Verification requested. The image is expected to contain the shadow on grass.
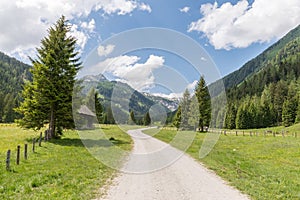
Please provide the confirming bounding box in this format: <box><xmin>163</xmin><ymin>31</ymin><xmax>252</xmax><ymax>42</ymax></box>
<box><xmin>48</xmin><ymin>138</ymin><xmax>130</xmax><ymax>148</ymax></box>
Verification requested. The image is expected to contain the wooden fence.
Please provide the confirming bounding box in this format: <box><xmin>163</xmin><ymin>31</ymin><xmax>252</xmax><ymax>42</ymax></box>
<box><xmin>4</xmin><ymin>131</ymin><xmax>49</xmax><ymax>171</ymax></box>
<box><xmin>209</xmin><ymin>129</ymin><xmax>298</xmax><ymax>138</ymax></box>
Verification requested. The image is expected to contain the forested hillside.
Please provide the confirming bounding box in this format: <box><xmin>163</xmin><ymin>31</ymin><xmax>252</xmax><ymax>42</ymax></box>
<box><xmin>224</xmin><ymin>36</ymin><xmax>300</xmax><ymax>129</ymax></box>
<box><xmin>209</xmin><ymin>25</ymin><xmax>300</xmax><ymax>97</ymax></box>
<box><xmin>81</xmin><ymin>74</ymin><xmax>177</xmax><ymax>125</ymax></box>
<box><xmin>0</xmin><ymin>52</ymin><xmax>31</xmax><ymax>122</ymax></box>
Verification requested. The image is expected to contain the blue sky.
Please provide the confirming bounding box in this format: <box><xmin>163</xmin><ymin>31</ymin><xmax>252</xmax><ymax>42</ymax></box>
<box><xmin>1</xmin><ymin>0</ymin><xmax>299</xmax><ymax>97</ymax></box>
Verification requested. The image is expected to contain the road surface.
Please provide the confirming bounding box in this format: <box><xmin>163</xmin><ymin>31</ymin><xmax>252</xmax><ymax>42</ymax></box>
<box><xmin>99</xmin><ymin>128</ymin><xmax>250</xmax><ymax>200</ymax></box>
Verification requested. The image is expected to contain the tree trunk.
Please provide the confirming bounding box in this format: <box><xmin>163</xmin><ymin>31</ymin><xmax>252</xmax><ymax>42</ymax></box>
<box><xmin>49</xmin><ymin>105</ymin><xmax>56</xmax><ymax>139</ymax></box>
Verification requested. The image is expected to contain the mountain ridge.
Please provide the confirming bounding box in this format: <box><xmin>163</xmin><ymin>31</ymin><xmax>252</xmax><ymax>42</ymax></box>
<box><xmin>209</xmin><ymin>24</ymin><xmax>300</xmax><ymax>96</ymax></box>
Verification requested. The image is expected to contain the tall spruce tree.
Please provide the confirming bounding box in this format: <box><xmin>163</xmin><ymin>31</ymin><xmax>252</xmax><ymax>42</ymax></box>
<box><xmin>16</xmin><ymin>16</ymin><xmax>81</xmax><ymax>137</ymax></box>
<box><xmin>95</xmin><ymin>92</ymin><xmax>103</xmax><ymax>124</ymax></box>
<box><xmin>188</xmin><ymin>95</ymin><xmax>200</xmax><ymax>131</ymax></box>
<box><xmin>195</xmin><ymin>76</ymin><xmax>211</xmax><ymax>132</ymax></box>
<box><xmin>173</xmin><ymin>105</ymin><xmax>182</xmax><ymax>130</ymax></box>
<box><xmin>144</xmin><ymin>112</ymin><xmax>151</xmax><ymax>126</ymax></box>
<box><xmin>181</xmin><ymin>89</ymin><xmax>191</xmax><ymax>129</ymax></box>
<box><xmin>128</xmin><ymin>111</ymin><xmax>136</xmax><ymax>125</ymax></box>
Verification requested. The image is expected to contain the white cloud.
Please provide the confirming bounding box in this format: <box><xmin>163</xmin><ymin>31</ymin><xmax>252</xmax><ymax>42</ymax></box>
<box><xmin>95</xmin><ymin>0</ymin><xmax>151</xmax><ymax>15</ymax></box>
<box><xmin>90</xmin><ymin>55</ymin><xmax>164</xmax><ymax>91</ymax></box>
<box><xmin>180</xmin><ymin>6</ymin><xmax>190</xmax><ymax>13</ymax></box>
<box><xmin>151</xmin><ymin>80</ymin><xmax>198</xmax><ymax>100</ymax></box>
<box><xmin>69</xmin><ymin>24</ymin><xmax>88</xmax><ymax>50</ymax></box>
<box><xmin>187</xmin><ymin>80</ymin><xmax>198</xmax><ymax>92</ymax></box>
<box><xmin>80</xmin><ymin>19</ymin><xmax>95</xmax><ymax>33</ymax></box>
<box><xmin>139</xmin><ymin>3</ymin><xmax>152</xmax><ymax>13</ymax></box>
<box><xmin>188</xmin><ymin>0</ymin><xmax>300</xmax><ymax>50</ymax></box>
<box><xmin>97</xmin><ymin>44</ymin><xmax>115</xmax><ymax>57</ymax></box>
<box><xmin>200</xmin><ymin>57</ymin><xmax>207</xmax><ymax>61</ymax></box>
<box><xmin>0</xmin><ymin>0</ymin><xmax>151</xmax><ymax>61</ymax></box>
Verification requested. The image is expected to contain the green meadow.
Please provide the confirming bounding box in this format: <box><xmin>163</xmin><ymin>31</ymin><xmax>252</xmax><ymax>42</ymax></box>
<box><xmin>0</xmin><ymin>124</ymin><xmax>133</xmax><ymax>200</ymax></box>
<box><xmin>143</xmin><ymin>126</ymin><xmax>300</xmax><ymax>200</ymax></box>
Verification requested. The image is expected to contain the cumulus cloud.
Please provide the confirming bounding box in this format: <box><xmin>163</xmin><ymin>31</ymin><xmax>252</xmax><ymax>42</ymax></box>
<box><xmin>80</xmin><ymin>19</ymin><xmax>95</xmax><ymax>33</ymax></box>
<box><xmin>68</xmin><ymin>24</ymin><xmax>88</xmax><ymax>50</ymax></box>
<box><xmin>97</xmin><ymin>44</ymin><xmax>115</xmax><ymax>57</ymax></box>
<box><xmin>151</xmin><ymin>80</ymin><xmax>198</xmax><ymax>100</ymax></box>
<box><xmin>139</xmin><ymin>3</ymin><xmax>152</xmax><ymax>13</ymax></box>
<box><xmin>179</xmin><ymin>6</ymin><xmax>190</xmax><ymax>13</ymax></box>
<box><xmin>90</xmin><ymin>55</ymin><xmax>165</xmax><ymax>91</ymax></box>
<box><xmin>187</xmin><ymin>80</ymin><xmax>198</xmax><ymax>92</ymax></box>
<box><xmin>188</xmin><ymin>0</ymin><xmax>300</xmax><ymax>50</ymax></box>
<box><xmin>0</xmin><ymin>0</ymin><xmax>151</xmax><ymax>60</ymax></box>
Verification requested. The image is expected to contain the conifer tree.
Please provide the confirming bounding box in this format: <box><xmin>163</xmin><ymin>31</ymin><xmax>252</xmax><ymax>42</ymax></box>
<box><xmin>16</xmin><ymin>16</ymin><xmax>81</xmax><ymax>137</ymax></box>
<box><xmin>188</xmin><ymin>95</ymin><xmax>199</xmax><ymax>131</ymax></box>
<box><xmin>173</xmin><ymin>105</ymin><xmax>182</xmax><ymax>130</ymax></box>
<box><xmin>181</xmin><ymin>89</ymin><xmax>191</xmax><ymax>129</ymax></box>
<box><xmin>95</xmin><ymin>92</ymin><xmax>103</xmax><ymax>124</ymax></box>
<box><xmin>128</xmin><ymin>110</ymin><xmax>136</xmax><ymax>125</ymax></box>
<box><xmin>143</xmin><ymin>112</ymin><xmax>151</xmax><ymax>126</ymax></box>
<box><xmin>195</xmin><ymin>76</ymin><xmax>211</xmax><ymax>132</ymax></box>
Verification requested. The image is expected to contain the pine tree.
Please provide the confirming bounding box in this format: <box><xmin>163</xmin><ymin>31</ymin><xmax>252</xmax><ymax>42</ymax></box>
<box><xmin>296</xmin><ymin>99</ymin><xmax>300</xmax><ymax>123</ymax></box>
<box><xmin>128</xmin><ymin>110</ymin><xmax>136</xmax><ymax>125</ymax></box>
<box><xmin>188</xmin><ymin>95</ymin><xmax>199</xmax><ymax>131</ymax></box>
<box><xmin>236</xmin><ymin>103</ymin><xmax>247</xmax><ymax>129</ymax></box>
<box><xmin>195</xmin><ymin>76</ymin><xmax>211</xmax><ymax>132</ymax></box>
<box><xmin>95</xmin><ymin>92</ymin><xmax>103</xmax><ymax>124</ymax></box>
<box><xmin>16</xmin><ymin>16</ymin><xmax>81</xmax><ymax>137</ymax></box>
<box><xmin>224</xmin><ymin>103</ymin><xmax>237</xmax><ymax>129</ymax></box>
<box><xmin>180</xmin><ymin>89</ymin><xmax>191</xmax><ymax>129</ymax></box>
<box><xmin>282</xmin><ymin>82</ymin><xmax>298</xmax><ymax>127</ymax></box>
<box><xmin>282</xmin><ymin>99</ymin><xmax>297</xmax><ymax>127</ymax></box>
<box><xmin>173</xmin><ymin>106</ymin><xmax>182</xmax><ymax>130</ymax></box>
<box><xmin>143</xmin><ymin>112</ymin><xmax>151</xmax><ymax>126</ymax></box>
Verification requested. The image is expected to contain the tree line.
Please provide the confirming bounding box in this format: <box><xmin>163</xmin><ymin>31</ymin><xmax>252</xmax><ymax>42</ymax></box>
<box><xmin>224</xmin><ymin>37</ymin><xmax>300</xmax><ymax>129</ymax></box>
<box><xmin>172</xmin><ymin>76</ymin><xmax>212</xmax><ymax>132</ymax></box>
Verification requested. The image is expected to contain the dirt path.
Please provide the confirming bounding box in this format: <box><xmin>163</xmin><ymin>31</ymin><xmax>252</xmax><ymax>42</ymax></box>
<box><xmin>100</xmin><ymin>128</ymin><xmax>250</xmax><ymax>200</ymax></box>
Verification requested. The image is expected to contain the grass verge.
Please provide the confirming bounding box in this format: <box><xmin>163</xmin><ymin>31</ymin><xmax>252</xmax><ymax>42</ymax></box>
<box><xmin>0</xmin><ymin>124</ymin><xmax>133</xmax><ymax>199</ymax></box>
<box><xmin>143</xmin><ymin>127</ymin><xmax>300</xmax><ymax>200</ymax></box>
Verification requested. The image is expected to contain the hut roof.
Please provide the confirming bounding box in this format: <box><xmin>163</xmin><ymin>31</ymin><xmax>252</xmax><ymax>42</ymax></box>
<box><xmin>78</xmin><ymin>105</ymin><xmax>96</xmax><ymax>117</ymax></box>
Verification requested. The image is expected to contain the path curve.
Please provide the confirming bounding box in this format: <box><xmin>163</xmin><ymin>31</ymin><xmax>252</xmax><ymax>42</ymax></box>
<box><xmin>100</xmin><ymin>128</ymin><xmax>250</xmax><ymax>200</ymax></box>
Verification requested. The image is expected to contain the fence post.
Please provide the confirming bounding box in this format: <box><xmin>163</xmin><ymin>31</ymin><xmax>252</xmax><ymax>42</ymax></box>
<box><xmin>224</xmin><ymin>130</ymin><xmax>227</xmax><ymax>136</ymax></box>
<box><xmin>32</xmin><ymin>139</ymin><xmax>36</xmax><ymax>152</ymax></box>
<box><xmin>24</xmin><ymin>144</ymin><xmax>28</xmax><ymax>160</ymax></box>
<box><xmin>250</xmin><ymin>132</ymin><xmax>252</xmax><ymax>137</ymax></box>
<box><xmin>295</xmin><ymin>132</ymin><xmax>297</xmax><ymax>138</ymax></box>
<box><xmin>44</xmin><ymin>130</ymin><xmax>48</xmax><ymax>141</ymax></box>
<box><xmin>273</xmin><ymin>132</ymin><xmax>276</xmax><ymax>137</ymax></box>
<box><xmin>16</xmin><ymin>145</ymin><xmax>20</xmax><ymax>165</ymax></box>
<box><xmin>236</xmin><ymin>131</ymin><xmax>238</xmax><ymax>136</ymax></box>
<box><xmin>39</xmin><ymin>132</ymin><xmax>42</xmax><ymax>147</ymax></box>
<box><xmin>243</xmin><ymin>131</ymin><xmax>245</xmax><ymax>136</ymax></box>
<box><xmin>6</xmin><ymin>150</ymin><xmax>11</xmax><ymax>171</ymax></box>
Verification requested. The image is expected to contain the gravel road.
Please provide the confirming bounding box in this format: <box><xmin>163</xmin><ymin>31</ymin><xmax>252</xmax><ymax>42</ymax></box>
<box><xmin>100</xmin><ymin>128</ymin><xmax>250</xmax><ymax>200</ymax></box>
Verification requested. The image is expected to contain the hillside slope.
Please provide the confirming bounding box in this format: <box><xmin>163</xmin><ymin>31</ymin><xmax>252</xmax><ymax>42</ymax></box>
<box><xmin>209</xmin><ymin>24</ymin><xmax>300</xmax><ymax>96</ymax></box>
<box><xmin>0</xmin><ymin>51</ymin><xmax>31</xmax><ymax>122</ymax></box>
<box><xmin>81</xmin><ymin>74</ymin><xmax>178</xmax><ymax>124</ymax></box>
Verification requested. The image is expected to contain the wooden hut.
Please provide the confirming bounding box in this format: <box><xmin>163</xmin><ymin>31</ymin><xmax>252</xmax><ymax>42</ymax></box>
<box><xmin>77</xmin><ymin>105</ymin><xmax>96</xmax><ymax>129</ymax></box>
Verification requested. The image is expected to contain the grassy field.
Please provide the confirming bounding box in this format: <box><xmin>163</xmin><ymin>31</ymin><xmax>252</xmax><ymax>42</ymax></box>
<box><xmin>143</xmin><ymin>126</ymin><xmax>300</xmax><ymax>200</ymax></box>
<box><xmin>0</xmin><ymin>124</ymin><xmax>133</xmax><ymax>200</ymax></box>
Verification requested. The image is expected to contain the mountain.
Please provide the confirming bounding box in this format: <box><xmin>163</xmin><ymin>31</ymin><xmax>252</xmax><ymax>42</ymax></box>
<box><xmin>216</xmin><ymin>25</ymin><xmax>300</xmax><ymax>129</ymax></box>
<box><xmin>209</xmin><ymin>24</ymin><xmax>300</xmax><ymax>96</ymax></box>
<box><xmin>143</xmin><ymin>93</ymin><xmax>179</xmax><ymax>111</ymax></box>
<box><xmin>0</xmin><ymin>51</ymin><xmax>31</xmax><ymax>122</ymax></box>
<box><xmin>80</xmin><ymin>74</ymin><xmax>178</xmax><ymax>124</ymax></box>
